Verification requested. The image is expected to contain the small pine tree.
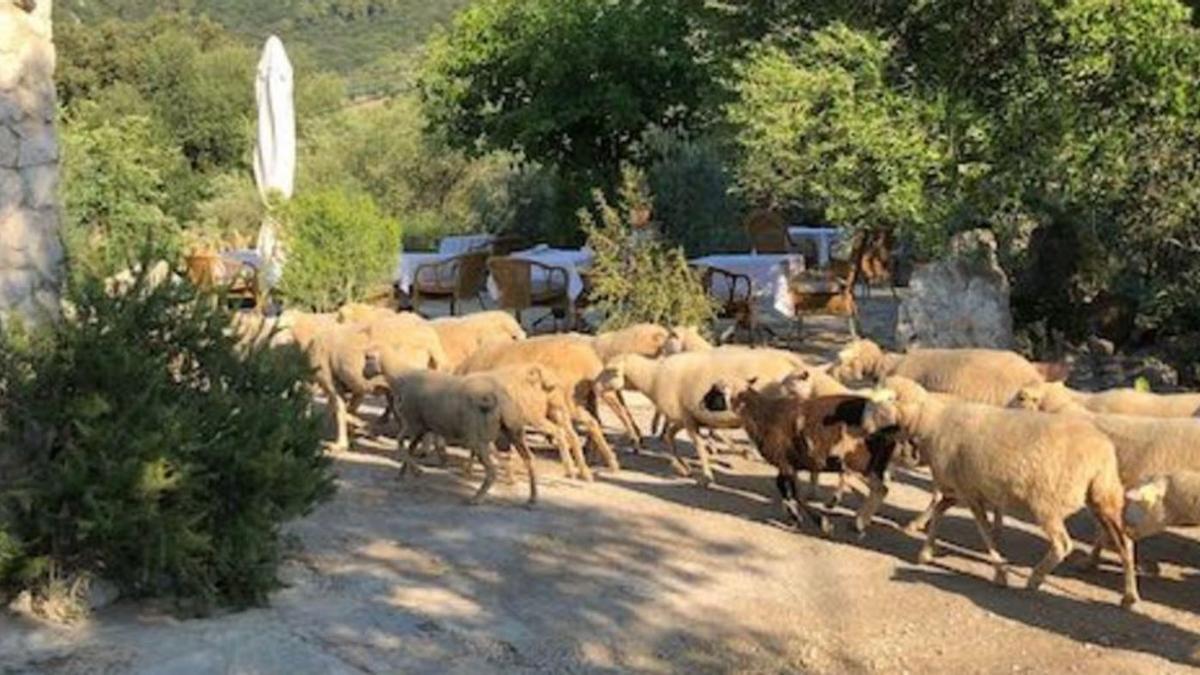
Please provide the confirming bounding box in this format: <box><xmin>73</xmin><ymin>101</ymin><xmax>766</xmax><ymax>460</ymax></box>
<box><xmin>581</xmin><ymin>168</ymin><xmax>716</xmax><ymax>332</ymax></box>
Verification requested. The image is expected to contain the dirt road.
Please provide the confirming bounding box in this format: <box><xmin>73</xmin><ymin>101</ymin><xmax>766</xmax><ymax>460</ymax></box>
<box><xmin>3</xmin><ymin>306</ymin><xmax>1200</xmax><ymax>673</ymax></box>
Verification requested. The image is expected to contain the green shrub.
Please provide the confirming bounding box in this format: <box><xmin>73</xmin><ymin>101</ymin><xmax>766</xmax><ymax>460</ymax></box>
<box><xmin>582</xmin><ymin>169</ymin><xmax>716</xmax><ymax>332</ymax></box>
<box><xmin>0</xmin><ymin>266</ymin><xmax>332</xmax><ymax>613</ymax></box>
<box><xmin>277</xmin><ymin>187</ymin><xmax>402</xmax><ymax>312</ymax></box>
<box><xmin>642</xmin><ymin>127</ymin><xmax>747</xmax><ymax>256</ymax></box>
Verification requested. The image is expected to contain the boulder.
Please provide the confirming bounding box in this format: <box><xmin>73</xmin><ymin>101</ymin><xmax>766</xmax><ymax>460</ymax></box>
<box><xmin>896</xmin><ymin>229</ymin><xmax>1014</xmax><ymax>350</ymax></box>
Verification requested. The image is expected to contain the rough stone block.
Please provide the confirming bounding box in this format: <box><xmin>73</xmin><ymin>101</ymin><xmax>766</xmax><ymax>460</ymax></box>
<box><xmin>0</xmin><ymin>166</ymin><xmax>20</xmax><ymax>217</ymax></box>
<box><xmin>16</xmin><ymin>124</ymin><xmax>55</xmax><ymax>167</ymax></box>
<box><xmin>21</xmin><ymin>162</ymin><xmax>55</xmax><ymax>208</ymax></box>
<box><xmin>0</xmin><ymin>125</ymin><xmax>16</xmax><ymax>168</ymax></box>
<box><xmin>15</xmin><ymin>80</ymin><xmax>54</xmax><ymax>122</ymax></box>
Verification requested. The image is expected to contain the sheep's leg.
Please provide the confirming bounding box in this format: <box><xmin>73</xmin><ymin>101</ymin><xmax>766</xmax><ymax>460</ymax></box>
<box><xmin>905</xmin><ymin>489</ymin><xmax>942</xmax><ymax>535</ymax></box>
<box><xmin>918</xmin><ymin>495</ymin><xmax>956</xmax><ymax>565</ymax></box>
<box><xmin>329</xmin><ymin>391</ymin><xmax>351</xmax><ymax>453</ymax></box>
<box><xmin>991</xmin><ymin>508</ymin><xmax>1005</xmax><ymax>548</ymax></box>
<box><xmin>967</xmin><ymin>500</ymin><xmax>1009</xmax><ymax>587</ymax></box>
<box><xmin>650</xmin><ymin>412</ymin><xmax>664</xmax><ymax>438</ymax></box>
<box><xmin>575</xmin><ymin>407</ymin><xmax>621</xmax><ymax>472</ymax></box>
<box><xmin>398</xmin><ymin>431</ymin><xmax>426</xmax><ymax>478</ymax></box>
<box><xmin>683</xmin><ymin>420</ymin><xmax>716</xmax><ymax>486</ymax></box>
<box><xmin>1027</xmin><ymin>519</ymin><xmax>1071</xmax><ymax>593</ymax></box>
<box><xmin>1091</xmin><ymin>503</ymin><xmax>1140</xmax><ymax>608</ymax></box>
<box><xmin>662</xmin><ymin>422</ymin><xmax>691</xmax><ymax>477</ymax></box>
<box><xmin>467</xmin><ymin>443</ymin><xmax>498</xmax><ymax>505</ymax></box>
<box><xmin>510</xmin><ymin>434</ymin><xmax>538</xmax><ymax>506</ymax></box>
<box><xmin>827</xmin><ymin>473</ymin><xmax>853</xmax><ymax>509</ymax></box>
<box><xmin>549</xmin><ymin>409</ymin><xmax>592</xmax><ymax>482</ymax></box>
<box><xmin>853</xmin><ymin>473</ymin><xmax>889</xmax><ymax>535</ymax></box>
<box><xmin>776</xmin><ymin>471</ymin><xmax>832</xmax><ymax>535</ymax></box>
<box><xmin>806</xmin><ymin>470</ymin><xmax>821</xmax><ymax>502</ymax></box>
<box><xmin>600</xmin><ymin>388</ymin><xmax>642</xmax><ymax>452</ymax></box>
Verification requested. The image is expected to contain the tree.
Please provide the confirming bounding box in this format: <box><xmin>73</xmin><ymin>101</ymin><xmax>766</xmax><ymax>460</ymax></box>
<box><xmin>420</xmin><ymin>0</ymin><xmax>714</xmax><ymax>192</ymax></box>
<box><xmin>727</xmin><ymin>25</ymin><xmax>946</xmax><ymax>250</ymax></box>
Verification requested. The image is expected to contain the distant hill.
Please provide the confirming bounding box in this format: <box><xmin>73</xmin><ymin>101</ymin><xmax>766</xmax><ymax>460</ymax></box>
<box><xmin>55</xmin><ymin>0</ymin><xmax>473</xmax><ymax>97</ymax></box>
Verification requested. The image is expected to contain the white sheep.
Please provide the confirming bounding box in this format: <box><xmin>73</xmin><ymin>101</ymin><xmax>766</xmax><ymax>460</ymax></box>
<box><xmin>456</xmin><ymin>335</ymin><xmax>623</xmax><ymax>473</ymax></box>
<box><xmin>365</xmin><ymin>355</ymin><xmax>536</xmax><ymax>505</ymax></box>
<box><xmin>430</xmin><ymin>311</ymin><xmax>527</xmax><ymax>369</ymax></box>
<box><xmin>1124</xmin><ymin>471</ymin><xmax>1200</xmax><ymax>540</ymax></box>
<box><xmin>1013</xmin><ymin>381</ymin><xmax>1200</xmax><ymax>418</ymax></box>
<box><xmin>861</xmin><ymin>380</ymin><xmax>1139</xmax><ymax>607</ymax></box>
<box><xmin>596</xmin><ymin>347</ymin><xmax>813</xmax><ymax>485</ymax></box>
<box><xmin>455</xmin><ymin>364</ymin><xmax>592</xmax><ymax>483</ymax></box>
<box><xmin>833</xmin><ymin>339</ymin><xmax>1044</xmax><ymax>406</ymax></box>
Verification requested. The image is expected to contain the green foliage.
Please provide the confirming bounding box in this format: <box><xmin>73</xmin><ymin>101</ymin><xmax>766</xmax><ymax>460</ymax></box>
<box><xmin>60</xmin><ymin>105</ymin><xmax>186</xmax><ymax>279</ymax></box>
<box><xmin>727</xmin><ymin>25</ymin><xmax>946</xmax><ymax>247</ymax></box>
<box><xmin>582</xmin><ymin>170</ymin><xmax>716</xmax><ymax>332</ymax></box>
<box><xmin>641</xmin><ymin>128</ymin><xmax>746</xmax><ymax>256</ymax></box>
<box><xmin>0</xmin><ymin>267</ymin><xmax>332</xmax><ymax>611</ymax></box>
<box><xmin>278</xmin><ymin>187</ymin><xmax>402</xmax><ymax>311</ymax></box>
<box><xmin>421</xmin><ymin>0</ymin><xmax>714</xmax><ymax>192</ymax></box>
<box><xmin>57</xmin><ymin>0</ymin><xmax>471</xmax><ymax>98</ymax></box>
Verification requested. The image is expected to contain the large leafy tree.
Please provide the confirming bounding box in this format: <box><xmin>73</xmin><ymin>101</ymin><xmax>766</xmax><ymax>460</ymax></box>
<box><xmin>420</xmin><ymin>0</ymin><xmax>714</xmax><ymax>190</ymax></box>
<box><xmin>727</xmin><ymin>25</ymin><xmax>946</xmax><ymax>249</ymax></box>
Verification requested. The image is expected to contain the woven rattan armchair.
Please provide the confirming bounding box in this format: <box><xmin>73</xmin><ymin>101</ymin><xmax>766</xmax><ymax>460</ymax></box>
<box><xmin>411</xmin><ymin>251</ymin><xmax>490</xmax><ymax>316</ymax></box>
<box><xmin>694</xmin><ymin>265</ymin><xmax>765</xmax><ymax>344</ymax></box>
<box><xmin>487</xmin><ymin>256</ymin><xmax>571</xmax><ymax>332</ymax></box>
<box><xmin>789</xmin><ymin>259</ymin><xmax>860</xmax><ymax>338</ymax></box>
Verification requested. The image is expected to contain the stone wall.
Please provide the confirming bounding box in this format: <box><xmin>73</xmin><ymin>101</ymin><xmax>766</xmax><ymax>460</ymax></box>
<box><xmin>0</xmin><ymin>0</ymin><xmax>62</xmax><ymax>323</ymax></box>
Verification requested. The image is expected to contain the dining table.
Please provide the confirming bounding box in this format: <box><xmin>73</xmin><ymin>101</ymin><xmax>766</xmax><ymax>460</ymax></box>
<box><xmin>487</xmin><ymin>245</ymin><xmax>594</xmax><ymax>301</ymax></box>
<box><xmin>689</xmin><ymin>253</ymin><xmax>806</xmax><ymax>317</ymax></box>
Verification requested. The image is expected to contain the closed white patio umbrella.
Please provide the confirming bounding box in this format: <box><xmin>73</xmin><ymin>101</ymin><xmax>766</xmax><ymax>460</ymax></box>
<box><xmin>252</xmin><ymin>35</ymin><xmax>295</xmax><ymax>287</ymax></box>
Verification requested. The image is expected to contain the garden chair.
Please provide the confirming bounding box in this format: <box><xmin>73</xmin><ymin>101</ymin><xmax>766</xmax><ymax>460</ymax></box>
<box><xmin>694</xmin><ymin>265</ymin><xmax>766</xmax><ymax>345</ymax></box>
<box><xmin>411</xmin><ymin>251</ymin><xmax>490</xmax><ymax>316</ymax></box>
<box><xmin>744</xmin><ymin>209</ymin><xmax>792</xmax><ymax>254</ymax></box>
<box><xmin>788</xmin><ymin>259</ymin><xmax>860</xmax><ymax>338</ymax></box>
<box><xmin>487</xmin><ymin>256</ymin><xmax>571</xmax><ymax>332</ymax></box>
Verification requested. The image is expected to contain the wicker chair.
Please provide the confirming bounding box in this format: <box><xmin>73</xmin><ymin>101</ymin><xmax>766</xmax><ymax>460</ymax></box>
<box><xmin>788</xmin><ymin>260</ymin><xmax>859</xmax><ymax>338</ymax></box>
<box><xmin>695</xmin><ymin>265</ymin><xmax>763</xmax><ymax>344</ymax></box>
<box><xmin>744</xmin><ymin>209</ymin><xmax>792</xmax><ymax>254</ymax></box>
<box><xmin>487</xmin><ymin>256</ymin><xmax>571</xmax><ymax>331</ymax></box>
<box><xmin>184</xmin><ymin>251</ymin><xmax>260</xmax><ymax>309</ymax></box>
<box><xmin>411</xmin><ymin>251</ymin><xmax>490</xmax><ymax>316</ymax></box>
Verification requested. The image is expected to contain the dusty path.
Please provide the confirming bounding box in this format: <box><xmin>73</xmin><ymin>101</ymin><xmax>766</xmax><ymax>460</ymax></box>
<box><xmin>3</xmin><ymin>302</ymin><xmax>1200</xmax><ymax>673</ymax></box>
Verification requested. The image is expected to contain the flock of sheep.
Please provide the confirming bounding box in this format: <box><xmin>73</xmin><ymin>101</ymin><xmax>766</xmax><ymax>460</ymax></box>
<box><xmin>234</xmin><ymin>305</ymin><xmax>1200</xmax><ymax>611</ymax></box>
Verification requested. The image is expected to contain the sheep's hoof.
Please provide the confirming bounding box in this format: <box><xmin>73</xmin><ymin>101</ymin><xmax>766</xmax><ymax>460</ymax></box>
<box><xmin>1025</xmin><ymin>575</ymin><xmax>1045</xmax><ymax>592</ymax></box>
<box><xmin>824</xmin><ymin>497</ymin><xmax>842</xmax><ymax>510</ymax></box>
<box><xmin>669</xmin><ymin>459</ymin><xmax>691</xmax><ymax>477</ymax></box>
<box><xmin>853</xmin><ymin>516</ymin><xmax>869</xmax><ymax>535</ymax></box>
<box><xmin>697</xmin><ymin>474</ymin><xmax>715</xmax><ymax>489</ymax></box>
<box><xmin>917</xmin><ymin>546</ymin><xmax>935</xmax><ymax>566</ymax></box>
<box><xmin>323</xmin><ymin>441</ymin><xmax>349</xmax><ymax>454</ymax></box>
<box><xmin>902</xmin><ymin>521</ymin><xmax>926</xmax><ymax>537</ymax></box>
<box><xmin>1121</xmin><ymin>593</ymin><xmax>1140</xmax><ymax>610</ymax></box>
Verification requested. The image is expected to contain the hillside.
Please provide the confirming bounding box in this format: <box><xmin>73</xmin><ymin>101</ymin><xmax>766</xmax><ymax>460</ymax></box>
<box><xmin>55</xmin><ymin>0</ymin><xmax>473</xmax><ymax>97</ymax></box>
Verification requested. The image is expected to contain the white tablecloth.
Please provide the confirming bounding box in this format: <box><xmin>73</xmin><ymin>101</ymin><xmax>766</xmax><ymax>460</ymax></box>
<box><xmin>438</xmin><ymin>234</ymin><xmax>495</xmax><ymax>255</ymax></box>
<box><xmin>394</xmin><ymin>251</ymin><xmax>456</xmax><ymax>294</ymax></box>
<box><xmin>788</xmin><ymin>227</ymin><xmax>843</xmax><ymax>267</ymax></box>
<box><xmin>690</xmin><ymin>254</ymin><xmax>805</xmax><ymax>317</ymax></box>
<box><xmin>487</xmin><ymin>245</ymin><xmax>593</xmax><ymax>301</ymax></box>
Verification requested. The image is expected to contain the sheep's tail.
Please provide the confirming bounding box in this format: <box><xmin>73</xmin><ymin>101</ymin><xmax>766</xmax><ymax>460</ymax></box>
<box><xmin>475</xmin><ymin>391</ymin><xmax>500</xmax><ymax>415</ymax></box>
<box><xmin>1086</xmin><ymin>449</ymin><xmax>1126</xmax><ymax>518</ymax></box>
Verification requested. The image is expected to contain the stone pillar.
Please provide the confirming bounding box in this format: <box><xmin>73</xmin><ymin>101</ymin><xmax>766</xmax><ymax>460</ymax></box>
<box><xmin>0</xmin><ymin>0</ymin><xmax>62</xmax><ymax>324</ymax></box>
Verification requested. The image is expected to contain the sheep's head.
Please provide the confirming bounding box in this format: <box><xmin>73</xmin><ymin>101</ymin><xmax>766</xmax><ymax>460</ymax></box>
<box><xmin>524</xmin><ymin>364</ymin><xmax>558</xmax><ymax>393</ymax></box>
<box><xmin>667</xmin><ymin>326</ymin><xmax>713</xmax><ymax>353</ymax></box>
<box><xmin>831</xmin><ymin>339</ymin><xmax>883</xmax><ymax>382</ymax></box>
<box><xmin>596</xmin><ymin>360</ymin><xmax>627</xmax><ymax>393</ymax></box>
<box><xmin>780</xmin><ymin>369</ymin><xmax>814</xmax><ymax>400</ymax></box>
<box><xmin>879</xmin><ymin>376</ymin><xmax>927</xmax><ymax>405</ymax></box>
<box><xmin>860</xmin><ymin>399</ymin><xmax>902</xmax><ymax>435</ymax></box>
<box><xmin>1009</xmin><ymin>383</ymin><xmax>1045</xmax><ymax>411</ymax></box>
<box><xmin>1124</xmin><ymin>476</ymin><xmax>1170</xmax><ymax>539</ymax></box>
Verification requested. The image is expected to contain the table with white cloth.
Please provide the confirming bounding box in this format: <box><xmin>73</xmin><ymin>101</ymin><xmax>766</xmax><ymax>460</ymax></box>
<box><xmin>487</xmin><ymin>245</ymin><xmax>594</xmax><ymax>301</ymax></box>
<box><xmin>787</xmin><ymin>227</ymin><xmax>843</xmax><ymax>268</ymax></box>
<box><xmin>438</xmin><ymin>233</ymin><xmax>495</xmax><ymax>255</ymax></box>
<box><xmin>690</xmin><ymin>253</ymin><xmax>806</xmax><ymax>317</ymax></box>
<box><xmin>393</xmin><ymin>251</ymin><xmax>458</xmax><ymax>295</ymax></box>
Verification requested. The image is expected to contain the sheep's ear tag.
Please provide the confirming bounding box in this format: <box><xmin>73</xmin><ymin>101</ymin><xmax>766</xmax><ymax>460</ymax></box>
<box><xmin>1134</xmin><ymin>376</ymin><xmax>1151</xmax><ymax>393</ymax></box>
